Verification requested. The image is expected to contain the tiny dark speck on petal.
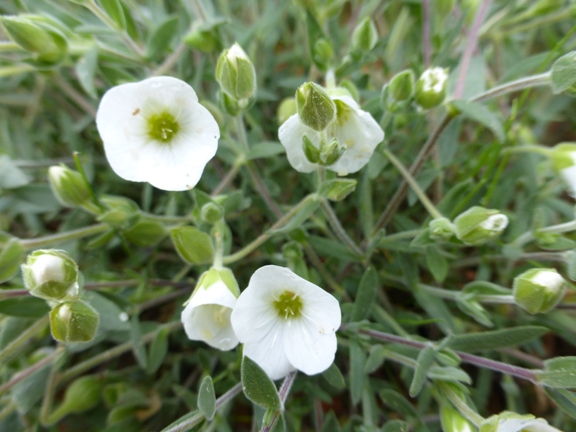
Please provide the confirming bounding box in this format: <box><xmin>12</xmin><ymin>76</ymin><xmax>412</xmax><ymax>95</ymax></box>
<box><xmin>132</xmin><ymin>108</ymin><xmax>140</xmax><ymax>116</ymax></box>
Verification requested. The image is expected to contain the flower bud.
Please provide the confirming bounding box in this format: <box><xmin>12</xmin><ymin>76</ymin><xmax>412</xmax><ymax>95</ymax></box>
<box><xmin>414</xmin><ymin>67</ymin><xmax>449</xmax><ymax>109</ymax></box>
<box><xmin>441</xmin><ymin>405</ymin><xmax>475</xmax><ymax>432</ymax></box>
<box><xmin>277</xmin><ymin>98</ymin><xmax>297</xmax><ymax>125</ymax></box>
<box><xmin>181</xmin><ymin>267</ymin><xmax>240</xmax><ymax>351</ymax></box>
<box><xmin>50</xmin><ymin>301</ymin><xmax>99</xmax><ymax>343</ymax></box>
<box><xmin>319</xmin><ymin>137</ymin><xmax>345</xmax><ymax>166</ymax></box>
<box><xmin>48</xmin><ymin>165</ymin><xmax>91</xmax><ymax>208</ymax></box>
<box><xmin>21</xmin><ymin>250</ymin><xmax>79</xmax><ymax>301</ymax></box>
<box><xmin>296</xmin><ymin>82</ymin><xmax>336</xmax><ymax>131</ymax></box>
<box><xmin>513</xmin><ymin>268</ymin><xmax>567</xmax><ymax>314</ymax></box>
<box><xmin>0</xmin><ymin>232</ymin><xmax>24</xmax><ymax>283</ymax></box>
<box><xmin>550</xmin><ymin>143</ymin><xmax>576</xmax><ymax>197</ymax></box>
<box><xmin>97</xmin><ymin>195</ymin><xmax>140</xmax><ymax>228</ymax></box>
<box><xmin>351</xmin><ymin>17</ymin><xmax>378</xmax><ymax>53</ymax></box>
<box><xmin>48</xmin><ymin>375</ymin><xmax>102</xmax><ymax>424</ymax></box>
<box><xmin>123</xmin><ymin>218</ymin><xmax>166</xmax><ymax>247</ymax></box>
<box><xmin>200</xmin><ymin>202</ymin><xmax>223</xmax><ymax>224</ymax></box>
<box><xmin>429</xmin><ymin>217</ymin><xmax>456</xmax><ymax>241</ymax></box>
<box><xmin>183</xmin><ymin>21</ymin><xmax>221</xmax><ymax>53</ymax></box>
<box><xmin>454</xmin><ymin>206</ymin><xmax>508</xmax><ymax>245</ymax></box>
<box><xmin>215</xmin><ymin>43</ymin><xmax>257</xmax><ymax>103</ymax></box>
<box><xmin>387</xmin><ymin>69</ymin><xmax>415</xmax><ymax>105</ymax></box>
<box><xmin>312</xmin><ymin>38</ymin><xmax>334</xmax><ymax>69</ymax></box>
<box><xmin>0</xmin><ymin>15</ymin><xmax>67</xmax><ymax>65</ymax></box>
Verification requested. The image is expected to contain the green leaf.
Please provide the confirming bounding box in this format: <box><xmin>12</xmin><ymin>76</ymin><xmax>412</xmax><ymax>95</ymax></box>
<box><xmin>12</xmin><ymin>360</ymin><xmax>50</xmax><ymax>413</ymax></box>
<box><xmin>424</xmin><ymin>245</ymin><xmax>448</xmax><ymax>283</ymax></box>
<box><xmin>455</xmin><ymin>296</ymin><xmax>492</xmax><ymax>327</ymax></box>
<box><xmin>550</xmin><ymin>51</ymin><xmax>576</xmax><ymax>94</ymax></box>
<box><xmin>171</xmin><ymin>226</ymin><xmax>214</xmax><ymax>264</ymax></box>
<box><xmin>428</xmin><ymin>366</ymin><xmax>471</xmax><ymax>384</ymax></box>
<box><xmin>537</xmin><ymin>357</ymin><xmax>576</xmax><ymax>388</ymax></box>
<box><xmin>271</xmin><ymin>198</ymin><xmax>319</xmax><ymax>234</ymax></box>
<box><xmin>307</xmin><ymin>235</ymin><xmax>362</xmax><ymax>261</ymax></box>
<box><xmin>147</xmin><ymin>327</ymin><xmax>169</xmax><ymax>375</ymax></box>
<box><xmin>365</xmin><ymin>344</ymin><xmax>387</xmax><ymax>374</ymax></box>
<box><xmin>0</xmin><ymin>297</ymin><xmax>49</xmax><ymax>318</ymax></box>
<box><xmin>350</xmin><ymin>340</ymin><xmax>366</xmax><ymax>406</ymax></box>
<box><xmin>382</xmin><ymin>420</ymin><xmax>408</xmax><ymax>432</ymax></box>
<box><xmin>75</xmin><ymin>47</ymin><xmax>98</xmax><ymax>99</ymax></box>
<box><xmin>147</xmin><ymin>16</ymin><xmax>179</xmax><ymax>61</ymax></box>
<box><xmin>414</xmin><ymin>290</ymin><xmax>457</xmax><ymax>334</ymax></box>
<box><xmin>84</xmin><ymin>291</ymin><xmax>130</xmax><ymax>332</ymax></box>
<box><xmin>241</xmin><ymin>356</ymin><xmax>281</xmax><ymax>410</ymax></box>
<box><xmin>100</xmin><ymin>0</ymin><xmax>126</xmax><ymax>30</ymax></box>
<box><xmin>409</xmin><ymin>345</ymin><xmax>436</xmax><ymax>397</ymax></box>
<box><xmin>544</xmin><ymin>388</ymin><xmax>576</xmax><ymax>420</ymax></box>
<box><xmin>247</xmin><ymin>142</ymin><xmax>285</xmax><ymax>160</ymax></box>
<box><xmin>447</xmin><ymin>326</ymin><xmax>548</xmax><ymax>352</ymax></box>
<box><xmin>0</xmin><ymin>155</ymin><xmax>29</xmax><ymax>189</ymax></box>
<box><xmin>378</xmin><ymin>389</ymin><xmax>417</xmax><ymax>418</ymax></box>
<box><xmin>450</xmin><ymin>100</ymin><xmax>505</xmax><ymax>142</ymax></box>
<box><xmin>130</xmin><ymin>316</ymin><xmax>147</xmax><ymax>370</ymax></box>
<box><xmin>197</xmin><ymin>376</ymin><xmax>216</xmax><ymax>421</ymax></box>
<box><xmin>160</xmin><ymin>409</ymin><xmax>200</xmax><ymax>432</ymax></box>
<box><xmin>322</xmin><ymin>362</ymin><xmax>345</xmax><ymax>389</ymax></box>
<box><xmin>320</xmin><ymin>411</ymin><xmax>342</xmax><ymax>432</ymax></box>
<box><xmin>462</xmin><ymin>280</ymin><xmax>511</xmax><ymax>296</ymax></box>
<box><xmin>351</xmin><ymin>266</ymin><xmax>378</xmax><ymax>322</ymax></box>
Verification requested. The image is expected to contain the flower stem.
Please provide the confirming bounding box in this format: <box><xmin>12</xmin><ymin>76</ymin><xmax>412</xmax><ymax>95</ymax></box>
<box><xmin>500</xmin><ymin>144</ymin><xmax>552</xmax><ymax>156</ymax></box>
<box><xmin>0</xmin><ymin>316</ymin><xmax>49</xmax><ymax>365</ymax></box>
<box><xmin>19</xmin><ymin>223</ymin><xmax>109</xmax><ymax>250</ymax></box>
<box><xmin>161</xmin><ymin>383</ymin><xmax>243</xmax><ymax>432</ymax></box>
<box><xmin>382</xmin><ymin>148</ymin><xmax>443</xmax><ymax>219</ymax></box>
<box><xmin>223</xmin><ymin>194</ymin><xmax>318</xmax><ymax>265</ymax></box>
<box><xmin>261</xmin><ymin>371</ymin><xmax>297</xmax><ymax>432</ymax></box>
<box><xmin>0</xmin><ymin>349</ymin><xmax>61</xmax><ymax>396</ymax></box>
<box><xmin>73</xmin><ymin>151</ymin><xmax>104</xmax><ymax>211</ymax></box>
<box><xmin>419</xmin><ymin>284</ymin><xmax>514</xmax><ymax>304</ymax></box>
<box><xmin>353</xmin><ymin>327</ymin><xmax>539</xmax><ymax>383</ymax></box>
<box><xmin>212</xmin><ymin>221</ymin><xmax>226</xmax><ymax>269</ymax></box>
<box><xmin>320</xmin><ymin>199</ymin><xmax>364</xmax><ymax>258</ymax></box>
<box><xmin>54</xmin><ymin>75</ymin><xmax>97</xmax><ymax>117</ymax></box>
<box><xmin>511</xmin><ymin>219</ymin><xmax>576</xmax><ymax>249</ymax></box>
<box><xmin>471</xmin><ymin>72</ymin><xmax>552</xmax><ymax>102</ymax></box>
<box><xmin>436</xmin><ymin>381</ymin><xmax>485</xmax><ymax>426</ymax></box>
<box><xmin>211</xmin><ymin>159</ymin><xmax>243</xmax><ymax>196</ymax></box>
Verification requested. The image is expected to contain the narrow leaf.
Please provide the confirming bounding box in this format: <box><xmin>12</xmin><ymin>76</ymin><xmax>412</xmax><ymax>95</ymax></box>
<box><xmin>147</xmin><ymin>16</ymin><xmax>179</xmax><ymax>61</ymax></box>
<box><xmin>382</xmin><ymin>420</ymin><xmax>408</xmax><ymax>432</ymax></box>
<box><xmin>350</xmin><ymin>340</ymin><xmax>366</xmax><ymax>406</ymax></box>
<box><xmin>147</xmin><ymin>327</ymin><xmax>169</xmax><ymax>375</ymax></box>
<box><xmin>321</xmin><ymin>411</ymin><xmax>342</xmax><ymax>432</ymax></box>
<box><xmin>271</xmin><ymin>198</ymin><xmax>319</xmax><ymax>234</ymax></box>
<box><xmin>428</xmin><ymin>366</ymin><xmax>471</xmax><ymax>384</ymax></box>
<box><xmin>241</xmin><ymin>356</ymin><xmax>281</xmax><ymax>410</ymax></box>
<box><xmin>100</xmin><ymin>0</ymin><xmax>126</xmax><ymax>30</ymax></box>
<box><xmin>409</xmin><ymin>345</ymin><xmax>436</xmax><ymax>397</ymax></box>
<box><xmin>425</xmin><ymin>245</ymin><xmax>448</xmax><ymax>283</ymax></box>
<box><xmin>550</xmin><ymin>51</ymin><xmax>576</xmax><ymax>94</ymax></box>
<box><xmin>447</xmin><ymin>326</ymin><xmax>549</xmax><ymax>352</ymax></box>
<box><xmin>537</xmin><ymin>357</ymin><xmax>576</xmax><ymax>388</ymax></box>
<box><xmin>75</xmin><ymin>47</ymin><xmax>98</xmax><ymax>99</ymax></box>
<box><xmin>544</xmin><ymin>388</ymin><xmax>576</xmax><ymax>420</ymax></box>
<box><xmin>322</xmin><ymin>362</ymin><xmax>345</xmax><ymax>389</ymax></box>
<box><xmin>450</xmin><ymin>100</ymin><xmax>505</xmax><ymax>142</ymax></box>
<box><xmin>130</xmin><ymin>316</ymin><xmax>147</xmax><ymax>370</ymax></box>
<box><xmin>351</xmin><ymin>266</ymin><xmax>378</xmax><ymax>322</ymax></box>
<box><xmin>197</xmin><ymin>376</ymin><xmax>216</xmax><ymax>421</ymax></box>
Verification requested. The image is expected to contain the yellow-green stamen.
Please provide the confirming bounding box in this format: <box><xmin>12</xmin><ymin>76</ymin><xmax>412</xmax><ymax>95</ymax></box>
<box><xmin>147</xmin><ymin>111</ymin><xmax>179</xmax><ymax>143</ymax></box>
<box><xmin>273</xmin><ymin>290</ymin><xmax>303</xmax><ymax>319</ymax></box>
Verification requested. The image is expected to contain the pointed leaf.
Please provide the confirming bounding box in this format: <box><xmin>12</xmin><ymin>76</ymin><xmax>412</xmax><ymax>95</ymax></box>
<box><xmin>450</xmin><ymin>100</ymin><xmax>505</xmax><ymax>142</ymax></box>
<box><xmin>446</xmin><ymin>326</ymin><xmax>549</xmax><ymax>352</ymax></box>
<box><xmin>147</xmin><ymin>327</ymin><xmax>169</xmax><ymax>375</ymax></box>
<box><xmin>409</xmin><ymin>345</ymin><xmax>436</xmax><ymax>397</ymax></box>
<box><xmin>241</xmin><ymin>356</ymin><xmax>281</xmax><ymax>410</ymax></box>
<box><xmin>197</xmin><ymin>376</ymin><xmax>216</xmax><ymax>421</ymax></box>
<box><xmin>351</xmin><ymin>266</ymin><xmax>378</xmax><ymax>322</ymax></box>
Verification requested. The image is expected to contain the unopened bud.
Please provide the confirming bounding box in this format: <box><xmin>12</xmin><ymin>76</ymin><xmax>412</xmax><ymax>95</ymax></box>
<box><xmin>319</xmin><ymin>137</ymin><xmax>345</xmax><ymax>166</ymax></box>
<box><xmin>48</xmin><ymin>165</ymin><xmax>91</xmax><ymax>208</ymax></box>
<box><xmin>414</xmin><ymin>67</ymin><xmax>449</xmax><ymax>109</ymax></box>
<box><xmin>513</xmin><ymin>268</ymin><xmax>567</xmax><ymax>314</ymax></box>
<box><xmin>429</xmin><ymin>217</ymin><xmax>456</xmax><ymax>241</ymax></box>
<box><xmin>200</xmin><ymin>202</ymin><xmax>224</xmax><ymax>224</ymax></box>
<box><xmin>215</xmin><ymin>43</ymin><xmax>257</xmax><ymax>103</ymax></box>
<box><xmin>550</xmin><ymin>143</ymin><xmax>576</xmax><ymax>197</ymax></box>
<box><xmin>48</xmin><ymin>376</ymin><xmax>102</xmax><ymax>424</ymax></box>
<box><xmin>97</xmin><ymin>195</ymin><xmax>140</xmax><ymax>228</ymax></box>
<box><xmin>296</xmin><ymin>82</ymin><xmax>336</xmax><ymax>131</ymax></box>
<box><xmin>313</xmin><ymin>38</ymin><xmax>334</xmax><ymax>68</ymax></box>
<box><xmin>123</xmin><ymin>218</ymin><xmax>166</xmax><ymax>247</ymax></box>
<box><xmin>0</xmin><ymin>232</ymin><xmax>24</xmax><ymax>283</ymax></box>
<box><xmin>184</xmin><ymin>21</ymin><xmax>220</xmax><ymax>53</ymax></box>
<box><xmin>480</xmin><ymin>411</ymin><xmax>558</xmax><ymax>432</ymax></box>
<box><xmin>387</xmin><ymin>69</ymin><xmax>415</xmax><ymax>105</ymax></box>
<box><xmin>441</xmin><ymin>405</ymin><xmax>475</xmax><ymax>432</ymax></box>
<box><xmin>22</xmin><ymin>250</ymin><xmax>79</xmax><ymax>301</ymax></box>
<box><xmin>50</xmin><ymin>300</ymin><xmax>99</xmax><ymax>343</ymax></box>
<box><xmin>454</xmin><ymin>206</ymin><xmax>508</xmax><ymax>245</ymax></box>
<box><xmin>351</xmin><ymin>17</ymin><xmax>378</xmax><ymax>53</ymax></box>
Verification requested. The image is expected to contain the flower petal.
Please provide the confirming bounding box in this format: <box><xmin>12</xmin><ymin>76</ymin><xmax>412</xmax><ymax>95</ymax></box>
<box><xmin>181</xmin><ymin>303</ymin><xmax>238</xmax><ymax>351</ymax></box>
<box><xmin>243</xmin><ymin>321</ymin><xmax>295</xmax><ymax>380</ymax></box>
<box><xmin>283</xmin><ymin>318</ymin><xmax>337</xmax><ymax>376</ymax></box>
<box><xmin>278</xmin><ymin>115</ymin><xmax>318</xmax><ymax>173</ymax></box>
<box><xmin>327</xmin><ymin>96</ymin><xmax>384</xmax><ymax>176</ymax></box>
<box><xmin>230</xmin><ymin>283</ymin><xmax>277</xmax><ymax>344</ymax></box>
<box><xmin>189</xmin><ymin>279</ymin><xmax>237</xmax><ymax>309</ymax></box>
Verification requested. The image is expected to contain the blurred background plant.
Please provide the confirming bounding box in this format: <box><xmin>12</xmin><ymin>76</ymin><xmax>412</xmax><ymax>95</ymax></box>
<box><xmin>1</xmin><ymin>0</ymin><xmax>576</xmax><ymax>431</ymax></box>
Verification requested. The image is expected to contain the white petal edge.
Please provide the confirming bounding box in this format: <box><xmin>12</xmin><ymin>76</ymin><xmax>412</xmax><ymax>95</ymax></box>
<box><xmin>181</xmin><ymin>303</ymin><xmax>238</xmax><ymax>351</ymax></box>
<box><xmin>278</xmin><ymin>115</ymin><xmax>318</xmax><ymax>173</ymax></box>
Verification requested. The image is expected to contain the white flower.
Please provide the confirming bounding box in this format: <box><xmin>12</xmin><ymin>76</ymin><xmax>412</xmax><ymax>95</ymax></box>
<box><xmin>230</xmin><ymin>265</ymin><xmax>341</xmax><ymax>380</ymax></box>
<box><xmin>278</xmin><ymin>94</ymin><xmax>384</xmax><ymax>176</ymax></box>
<box><xmin>96</xmin><ymin>76</ymin><xmax>220</xmax><ymax>191</ymax></box>
<box><xmin>494</xmin><ymin>417</ymin><xmax>563</xmax><ymax>432</ymax></box>
<box><xmin>181</xmin><ymin>268</ymin><xmax>239</xmax><ymax>351</ymax></box>
<box><xmin>420</xmin><ymin>67</ymin><xmax>448</xmax><ymax>93</ymax></box>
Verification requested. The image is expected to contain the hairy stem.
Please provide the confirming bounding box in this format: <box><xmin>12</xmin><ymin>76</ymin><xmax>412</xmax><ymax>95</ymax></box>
<box><xmin>20</xmin><ymin>223</ymin><xmax>109</xmax><ymax>250</ymax></box>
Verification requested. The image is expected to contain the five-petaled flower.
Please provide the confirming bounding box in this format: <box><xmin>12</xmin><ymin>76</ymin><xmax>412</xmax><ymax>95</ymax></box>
<box><xmin>230</xmin><ymin>265</ymin><xmax>341</xmax><ymax>380</ymax></box>
<box><xmin>278</xmin><ymin>93</ymin><xmax>384</xmax><ymax>176</ymax></box>
<box><xmin>96</xmin><ymin>76</ymin><xmax>219</xmax><ymax>191</ymax></box>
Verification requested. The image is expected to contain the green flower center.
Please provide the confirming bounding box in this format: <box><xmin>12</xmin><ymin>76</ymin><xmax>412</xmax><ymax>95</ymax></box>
<box><xmin>147</xmin><ymin>111</ymin><xmax>179</xmax><ymax>143</ymax></box>
<box><xmin>334</xmin><ymin>99</ymin><xmax>353</xmax><ymax>125</ymax></box>
<box><xmin>273</xmin><ymin>290</ymin><xmax>303</xmax><ymax>319</ymax></box>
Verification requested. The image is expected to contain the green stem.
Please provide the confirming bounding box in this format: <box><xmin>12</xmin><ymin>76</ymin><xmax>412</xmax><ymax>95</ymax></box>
<box><xmin>419</xmin><ymin>284</ymin><xmax>514</xmax><ymax>304</ymax></box>
<box><xmin>39</xmin><ymin>346</ymin><xmax>65</xmax><ymax>427</ymax></box>
<box><xmin>501</xmin><ymin>144</ymin><xmax>552</xmax><ymax>156</ymax></box>
<box><xmin>382</xmin><ymin>148</ymin><xmax>443</xmax><ymax>219</ymax></box>
<box><xmin>54</xmin><ymin>76</ymin><xmax>97</xmax><ymax>117</ymax></box>
<box><xmin>436</xmin><ymin>381</ymin><xmax>485</xmax><ymax>426</ymax></box>
<box><xmin>223</xmin><ymin>194</ymin><xmax>318</xmax><ymax>265</ymax></box>
<box><xmin>59</xmin><ymin>321</ymin><xmax>182</xmax><ymax>383</ymax></box>
<box><xmin>212</xmin><ymin>221</ymin><xmax>226</xmax><ymax>269</ymax></box>
<box><xmin>0</xmin><ymin>41</ymin><xmax>22</xmax><ymax>51</ymax></box>
<box><xmin>500</xmin><ymin>7</ymin><xmax>576</xmax><ymax>36</ymax></box>
<box><xmin>73</xmin><ymin>152</ymin><xmax>104</xmax><ymax>211</ymax></box>
<box><xmin>161</xmin><ymin>382</ymin><xmax>242</xmax><ymax>432</ymax></box>
<box><xmin>0</xmin><ymin>316</ymin><xmax>49</xmax><ymax>365</ymax></box>
<box><xmin>0</xmin><ymin>349</ymin><xmax>60</xmax><ymax>396</ymax></box>
<box><xmin>0</xmin><ymin>64</ymin><xmax>35</xmax><ymax>78</ymax></box>
<box><xmin>19</xmin><ymin>223</ymin><xmax>109</xmax><ymax>250</ymax></box>
<box><xmin>261</xmin><ymin>371</ymin><xmax>297</xmax><ymax>432</ymax></box>
<box><xmin>211</xmin><ymin>159</ymin><xmax>243</xmax><ymax>196</ymax></box>
<box><xmin>320</xmin><ymin>200</ymin><xmax>364</xmax><ymax>258</ymax></box>
<box><xmin>472</xmin><ymin>72</ymin><xmax>551</xmax><ymax>102</ymax></box>
<box><xmin>142</xmin><ymin>213</ymin><xmax>192</xmax><ymax>223</ymax></box>
<box><xmin>152</xmin><ymin>42</ymin><xmax>187</xmax><ymax>76</ymax></box>
<box><xmin>512</xmin><ymin>220</ymin><xmax>576</xmax><ymax>249</ymax></box>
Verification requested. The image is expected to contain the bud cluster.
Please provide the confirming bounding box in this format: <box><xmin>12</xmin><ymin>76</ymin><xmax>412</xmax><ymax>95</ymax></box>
<box><xmin>21</xmin><ymin>250</ymin><xmax>99</xmax><ymax>343</ymax></box>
